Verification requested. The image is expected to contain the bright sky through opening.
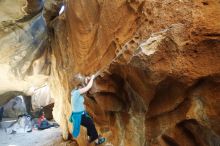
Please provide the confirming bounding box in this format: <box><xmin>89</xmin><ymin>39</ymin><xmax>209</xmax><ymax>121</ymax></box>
<box><xmin>59</xmin><ymin>5</ymin><xmax>65</xmax><ymax>15</ymax></box>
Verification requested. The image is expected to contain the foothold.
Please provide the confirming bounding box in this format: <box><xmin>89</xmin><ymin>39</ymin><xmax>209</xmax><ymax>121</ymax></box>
<box><xmin>149</xmin><ymin>20</ymin><xmax>154</xmax><ymax>24</ymax></box>
<box><xmin>202</xmin><ymin>2</ymin><xmax>208</xmax><ymax>5</ymax></box>
<box><xmin>129</xmin><ymin>40</ymin><xmax>136</xmax><ymax>45</ymax></box>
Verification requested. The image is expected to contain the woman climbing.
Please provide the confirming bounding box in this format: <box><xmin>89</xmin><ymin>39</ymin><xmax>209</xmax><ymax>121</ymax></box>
<box><xmin>69</xmin><ymin>75</ymin><xmax>106</xmax><ymax>145</ymax></box>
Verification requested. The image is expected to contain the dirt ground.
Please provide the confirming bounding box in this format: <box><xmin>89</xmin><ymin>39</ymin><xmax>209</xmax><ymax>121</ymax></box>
<box><xmin>0</xmin><ymin>127</ymin><xmax>64</xmax><ymax>146</ymax></box>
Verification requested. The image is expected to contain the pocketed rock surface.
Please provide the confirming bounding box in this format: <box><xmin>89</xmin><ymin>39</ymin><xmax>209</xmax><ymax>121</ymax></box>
<box><xmin>0</xmin><ymin>0</ymin><xmax>220</xmax><ymax>146</ymax></box>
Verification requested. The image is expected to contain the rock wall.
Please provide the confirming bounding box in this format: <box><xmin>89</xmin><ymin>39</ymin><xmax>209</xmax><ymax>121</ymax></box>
<box><xmin>0</xmin><ymin>0</ymin><xmax>63</xmax><ymax>105</ymax></box>
<box><xmin>0</xmin><ymin>0</ymin><xmax>219</xmax><ymax>146</ymax></box>
<box><xmin>50</xmin><ymin>0</ymin><xmax>220</xmax><ymax>145</ymax></box>
<box><xmin>0</xmin><ymin>0</ymin><xmax>50</xmax><ymax>104</ymax></box>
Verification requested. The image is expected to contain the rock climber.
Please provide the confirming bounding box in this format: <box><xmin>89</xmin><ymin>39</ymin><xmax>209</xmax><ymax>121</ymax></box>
<box><xmin>69</xmin><ymin>75</ymin><xmax>106</xmax><ymax>145</ymax></box>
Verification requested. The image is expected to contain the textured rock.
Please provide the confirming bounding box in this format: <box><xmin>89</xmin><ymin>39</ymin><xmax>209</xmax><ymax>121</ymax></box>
<box><xmin>0</xmin><ymin>0</ymin><xmax>220</xmax><ymax>146</ymax></box>
<box><xmin>0</xmin><ymin>0</ymin><xmax>50</xmax><ymax>101</ymax></box>
<box><xmin>50</xmin><ymin>0</ymin><xmax>220</xmax><ymax>146</ymax></box>
<box><xmin>3</xmin><ymin>96</ymin><xmax>26</xmax><ymax>118</ymax></box>
<box><xmin>31</xmin><ymin>85</ymin><xmax>54</xmax><ymax>110</ymax></box>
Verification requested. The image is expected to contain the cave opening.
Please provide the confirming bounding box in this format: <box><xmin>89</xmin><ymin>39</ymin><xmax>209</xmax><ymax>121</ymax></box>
<box><xmin>59</xmin><ymin>5</ymin><xmax>65</xmax><ymax>15</ymax></box>
<box><xmin>0</xmin><ymin>85</ymin><xmax>54</xmax><ymax>117</ymax></box>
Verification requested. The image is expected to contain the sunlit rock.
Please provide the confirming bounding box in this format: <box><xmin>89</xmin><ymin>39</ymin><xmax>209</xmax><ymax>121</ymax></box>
<box><xmin>0</xmin><ymin>0</ymin><xmax>220</xmax><ymax>146</ymax></box>
<box><xmin>50</xmin><ymin>0</ymin><xmax>220</xmax><ymax>145</ymax></box>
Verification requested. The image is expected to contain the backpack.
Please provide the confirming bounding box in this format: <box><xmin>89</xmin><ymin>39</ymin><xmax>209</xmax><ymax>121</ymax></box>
<box><xmin>6</xmin><ymin>114</ymin><xmax>32</xmax><ymax>134</ymax></box>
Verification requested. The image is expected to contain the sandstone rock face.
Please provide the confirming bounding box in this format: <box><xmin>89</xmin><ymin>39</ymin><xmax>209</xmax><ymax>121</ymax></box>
<box><xmin>0</xmin><ymin>0</ymin><xmax>220</xmax><ymax>146</ymax></box>
<box><xmin>50</xmin><ymin>0</ymin><xmax>220</xmax><ymax>145</ymax></box>
<box><xmin>0</xmin><ymin>0</ymin><xmax>50</xmax><ymax>102</ymax></box>
<box><xmin>2</xmin><ymin>96</ymin><xmax>26</xmax><ymax>118</ymax></box>
<box><xmin>0</xmin><ymin>0</ymin><xmax>63</xmax><ymax>107</ymax></box>
<box><xmin>31</xmin><ymin>85</ymin><xmax>54</xmax><ymax>110</ymax></box>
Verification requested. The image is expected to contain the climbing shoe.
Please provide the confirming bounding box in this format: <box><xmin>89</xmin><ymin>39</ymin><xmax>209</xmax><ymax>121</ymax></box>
<box><xmin>95</xmin><ymin>137</ymin><xmax>106</xmax><ymax>145</ymax></box>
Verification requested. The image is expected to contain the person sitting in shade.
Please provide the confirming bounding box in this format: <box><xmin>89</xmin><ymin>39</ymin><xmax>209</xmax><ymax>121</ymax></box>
<box><xmin>69</xmin><ymin>75</ymin><xmax>106</xmax><ymax>145</ymax></box>
<box><xmin>37</xmin><ymin>110</ymin><xmax>54</xmax><ymax>130</ymax></box>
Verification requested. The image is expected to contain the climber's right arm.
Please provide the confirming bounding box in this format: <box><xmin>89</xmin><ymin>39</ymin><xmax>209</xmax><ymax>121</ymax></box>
<box><xmin>78</xmin><ymin>75</ymin><xmax>95</xmax><ymax>94</ymax></box>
